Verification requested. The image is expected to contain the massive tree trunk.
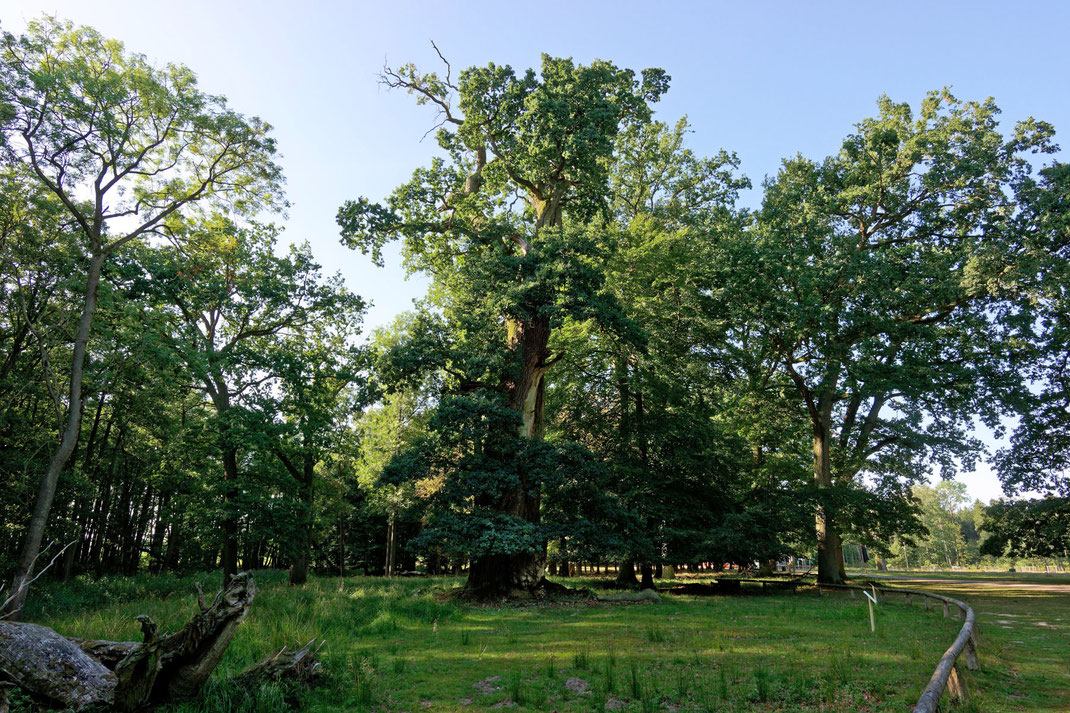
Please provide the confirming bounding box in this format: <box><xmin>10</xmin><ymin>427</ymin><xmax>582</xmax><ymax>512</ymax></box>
<box><xmin>463</xmin><ymin>299</ymin><xmax>553</xmax><ymax>596</ymax></box>
<box><xmin>3</xmin><ymin>253</ymin><xmax>105</xmax><ymax>618</ymax></box>
<box><xmin>786</xmin><ymin>362</ymin><xmax>847</xmax><ymax>587</ymax></box>
<box><xmin>812</xmin><ymin>391</ymin><xmax>846</xmax><ymax>584</ymax></box>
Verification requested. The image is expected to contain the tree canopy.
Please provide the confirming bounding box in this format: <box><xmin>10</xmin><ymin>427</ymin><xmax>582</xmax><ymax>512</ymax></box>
<box><xmin>1</xmin><ymin>19</ymin><xmax>1068</xmax><ymax>620</ymax></box>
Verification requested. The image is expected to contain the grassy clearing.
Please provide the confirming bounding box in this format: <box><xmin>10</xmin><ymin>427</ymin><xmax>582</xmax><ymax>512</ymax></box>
<box><xmin>17</xmin><ymin>572</ymin><xmax>1008</xmax><ymax>713</ymax></box>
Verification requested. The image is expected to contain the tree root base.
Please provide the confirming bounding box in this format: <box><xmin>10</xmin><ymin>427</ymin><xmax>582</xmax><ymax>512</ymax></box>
<box><xmin>458</xmin><ymin>577</ymin><xmax>593</xmax><ymax>602</ymax></box>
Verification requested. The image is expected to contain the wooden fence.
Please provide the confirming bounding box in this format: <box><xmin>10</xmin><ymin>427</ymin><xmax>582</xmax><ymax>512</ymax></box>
<box><xmin>816</xmin><ymin>583</ymin><xmax>980</xmax><ymax>712</ymax></box>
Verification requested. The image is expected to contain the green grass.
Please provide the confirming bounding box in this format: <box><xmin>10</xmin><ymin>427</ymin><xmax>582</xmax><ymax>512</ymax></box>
<box><xmin>19</xmin><ymin>570</ymin><xmax>1068</xmax><ymax>712</ymax></box>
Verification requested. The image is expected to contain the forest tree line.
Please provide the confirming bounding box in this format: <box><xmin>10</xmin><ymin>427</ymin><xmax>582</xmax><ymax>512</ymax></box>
<box><xmin>2</xmin><ymin>18</ymin><xmax>1069</xmax><ymax>609</ymax></box>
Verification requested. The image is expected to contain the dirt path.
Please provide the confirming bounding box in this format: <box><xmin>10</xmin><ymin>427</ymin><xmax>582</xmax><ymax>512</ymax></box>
<box><xmin>861</xmin><ymin>573</ymin><xmax>1070</xmax><ymax>594</ymax></box>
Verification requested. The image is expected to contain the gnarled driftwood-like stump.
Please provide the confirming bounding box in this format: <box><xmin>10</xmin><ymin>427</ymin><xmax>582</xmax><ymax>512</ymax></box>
<box><xmin>0</xmin><ymin>573</ymin><xmax>320</xmax><ymax>711</ymax></box>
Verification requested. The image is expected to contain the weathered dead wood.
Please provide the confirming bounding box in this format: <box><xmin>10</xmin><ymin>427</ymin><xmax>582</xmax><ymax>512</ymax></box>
<box><xmin>231</xmin><ymin>639</ymin><xmax>325</xmax><ymax>688</ymax></box>
<box><xmin>0</xmin><ymin>572</ymin><xmax>320</xmax><ymax>711</ymax></box>
<box><xmin>0</xmin><ymin>681</ymin><xmax>13</xmax><ymax>713</ymax></box>
<box><xmin>0</xmin><ymin>620</ymin><xmax>117</xmax><ymax>709</ymax></box>
<box><xmin>149</xmin><ymin>572</ymin><xmax>258</xmax><ymax>701</ymax></box>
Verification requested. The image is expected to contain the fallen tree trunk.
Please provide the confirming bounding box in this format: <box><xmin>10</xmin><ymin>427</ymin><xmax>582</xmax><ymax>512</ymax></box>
<box><xmin>0</xmin><ymin>573</ymin><xmax>320</xmax><ymax>711</ymax></box>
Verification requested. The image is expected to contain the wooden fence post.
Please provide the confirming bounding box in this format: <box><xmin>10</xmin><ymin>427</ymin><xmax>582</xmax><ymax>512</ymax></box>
<box><xmin>946</xmin><ymin>664</ymin><xmax>967</xmax><ymax>702</ymax></box>
<box><xmin>963</xmin><ymin>636</ymin><xmax>980</xmax><ymax>671</ymax></box>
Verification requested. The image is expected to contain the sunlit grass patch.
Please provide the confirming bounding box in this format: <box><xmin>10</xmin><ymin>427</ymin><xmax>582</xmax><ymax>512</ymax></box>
<box><xmin>21</xmin><ymin>570</ymin><xmax>1068</xmax><ymax>712</ymax></box>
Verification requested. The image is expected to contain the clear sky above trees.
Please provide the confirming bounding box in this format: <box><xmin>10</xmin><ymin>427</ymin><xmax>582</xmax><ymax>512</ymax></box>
<box><xmin>3</xmin><ymin>0</ymin><xmax>1065</xmax><ymax>502</ymax></box>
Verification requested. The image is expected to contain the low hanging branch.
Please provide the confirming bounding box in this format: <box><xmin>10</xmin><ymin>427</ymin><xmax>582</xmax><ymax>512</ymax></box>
<box><xmin>0</xmin><ymin>540</ymin><xmax>75</xmax><ymax>620</ymax></box>
<box><xmin>0</xmin><ymin>573</ymin><xmax>321</xmax><ymax>711</ymax></box>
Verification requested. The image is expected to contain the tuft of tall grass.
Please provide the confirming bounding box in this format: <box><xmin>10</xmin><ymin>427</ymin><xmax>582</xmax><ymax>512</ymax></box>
<box><xmin>603</xmin><ymin>657</ymin><xmax>616</xmax><ymax>693</ymax></box>
<box><xmin>675</xmin><ymin>667</ymin><xmax>693</xmax><ymax>698</ymax></box>
<box><xmin>346</xmin><ymin>655</ymin><xmax>376</xmax><ymax>708</ymax></box>
<box><xmin>508</xmin><ymin>670</ymin><xmax>526</xmax><ymax>705</ymax></box>
<box><xmin>752</xmin><ymin>665</ymin><xmax>773</xmax><ymax>702</ymax></box>
<box><xmin>629</xmin><ymin>661</ymin><xmax>643</xmax><ymax>699</ymax></box>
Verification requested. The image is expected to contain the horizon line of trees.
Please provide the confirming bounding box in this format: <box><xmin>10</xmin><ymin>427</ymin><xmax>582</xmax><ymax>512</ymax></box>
<box><xmin>2</xmin><ymin>17</ymin><xmax>1068</xmax><ymax>612</ymax></box>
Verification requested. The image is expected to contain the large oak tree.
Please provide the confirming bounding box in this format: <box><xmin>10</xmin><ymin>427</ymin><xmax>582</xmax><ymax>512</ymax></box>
<box><xmin>338</xmin><ymin>52</ymin><xmax>668</xmax><ymax>595</ymax></box>
<box><xmin>731</xmin><ymin>91</ymin><xmax>1056</xmax><ymax>583</ymax></box>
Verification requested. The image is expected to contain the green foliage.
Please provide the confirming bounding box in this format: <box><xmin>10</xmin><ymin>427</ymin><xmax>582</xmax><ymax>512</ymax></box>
<box><xmin>718</xmin><ymin>89</ymin><xmax>1060</xmax><ymax>575</ymax></box>
<box><xmin>981</xmin><ymin>496</ymin><xmax>1070</xmax><ymax>559</ymax></box>
<box><xmin>996</xmin><ymin>162</ymin><xmax>1070</xmax><ymax>499</ymax></box>
<box><xmin>0</xmin><ymin>14</ymin><xmax>291</xmax><ymax>588</ymax></box>
<box><xmin>2</xmin><ymin>16</ymin><xmax>285</xmax><ymax>252</ymax></box>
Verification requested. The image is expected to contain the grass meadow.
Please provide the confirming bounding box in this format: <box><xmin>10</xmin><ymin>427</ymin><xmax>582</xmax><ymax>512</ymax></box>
<box><xmin>14</xmin><ymin>571</ymin><xmax>1069</xmax><ymax>712</ymax></box>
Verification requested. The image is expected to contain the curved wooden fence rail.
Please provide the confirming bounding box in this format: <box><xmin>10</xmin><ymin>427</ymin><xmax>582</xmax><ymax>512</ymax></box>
<box><xmin>815</xmin><ymin>583</ymin><xmax>979</xmax><ymax>712</ymax></box>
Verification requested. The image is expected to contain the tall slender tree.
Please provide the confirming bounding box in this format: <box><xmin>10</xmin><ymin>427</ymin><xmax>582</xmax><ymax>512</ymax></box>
<box><xmin>138</xmin><ymin>217</ymin><xmax>361</xmax><ymax>582</ymax></box>
<box><xmin>1</xmin><ymin>18</ymin><xmax>283</xmax><ymax>615</ymax></box>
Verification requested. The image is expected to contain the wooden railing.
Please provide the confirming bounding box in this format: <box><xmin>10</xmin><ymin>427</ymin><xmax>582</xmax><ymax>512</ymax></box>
<box><xmin>815</xmin><ymin>583</ymin><xmax>980</xmax><ymax>712</ymax></box>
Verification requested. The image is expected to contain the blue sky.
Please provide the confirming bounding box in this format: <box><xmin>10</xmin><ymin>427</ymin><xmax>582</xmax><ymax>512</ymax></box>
<box><xmin>3</xmin><ymin>0</ymin><xmax>1067</xmax><ymax>501</ymax></box>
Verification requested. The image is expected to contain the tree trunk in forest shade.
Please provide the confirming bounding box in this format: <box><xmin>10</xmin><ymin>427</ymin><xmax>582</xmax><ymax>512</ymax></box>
<box><xmin>639</xmin><ymin>564</ymin><xmax>654</xmax><ymax>591</ymax></box>
<box><xmin>279</xmin><ymin>450</ymin><xmax>315</xmax><ymax>586</ymax></box>
<box><xmin>60</xmin><ymin>394</ymin><xmax>108</xmax><ymax>581</ymax></box>
<box><xmin>384</xmin><ymin>511</ymin><xmax>397</xmax><ymax>578</ymax></box>
<box><xmin>220</xmin><ymin>446</ymin><xmax>240</xmax><ymax>584</ymax></box>
<box><xmin>555</xmin><ymin>538</ymin><xmax>570</xmax><ymax>578</ymax></box>
<box><xmin>3</xmin><ymin>254</ymin><xmax>105</xmax><ymax>618</ymax></box>
<box><xmin>616</xmin><ymin>559</ymin><xmax>639</xmax><ymax>587</ymax></box>
<box><xmin>337</xmin><ymin>517</ymin><xmax>345</xmax><ymax>577</ymax></box>
<box><xmin>127</xmin><ymin>485</ymin><xmax>153</xmax><ymax>575</ymax></box>
<box><xmin>163</xmin><ymin>523</ymin><xmax>182</xmax><ymax>573</ymax></box>
<box><xmin>149</xmin><ymin>493</ymin><xmax>171</xmax><ymax>574</ymax></box>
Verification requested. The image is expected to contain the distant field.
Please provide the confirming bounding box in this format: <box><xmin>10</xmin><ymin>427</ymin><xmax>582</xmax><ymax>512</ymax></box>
<box><xmin>847</xmin><ymin>567</ymin><xmax>1070</xmax><ymax>585</ymax></box>
<box><xmin>16</xmin><ymin>570</ymin><xmax>1032</xmax><ymax>713</ymax></box>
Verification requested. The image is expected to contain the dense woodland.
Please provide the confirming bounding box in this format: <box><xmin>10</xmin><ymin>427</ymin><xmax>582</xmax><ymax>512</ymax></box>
<box><xmin>2</xmin><ymin>18</ymin><xmax>1069</xmax><ymax>612</ymax></box>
